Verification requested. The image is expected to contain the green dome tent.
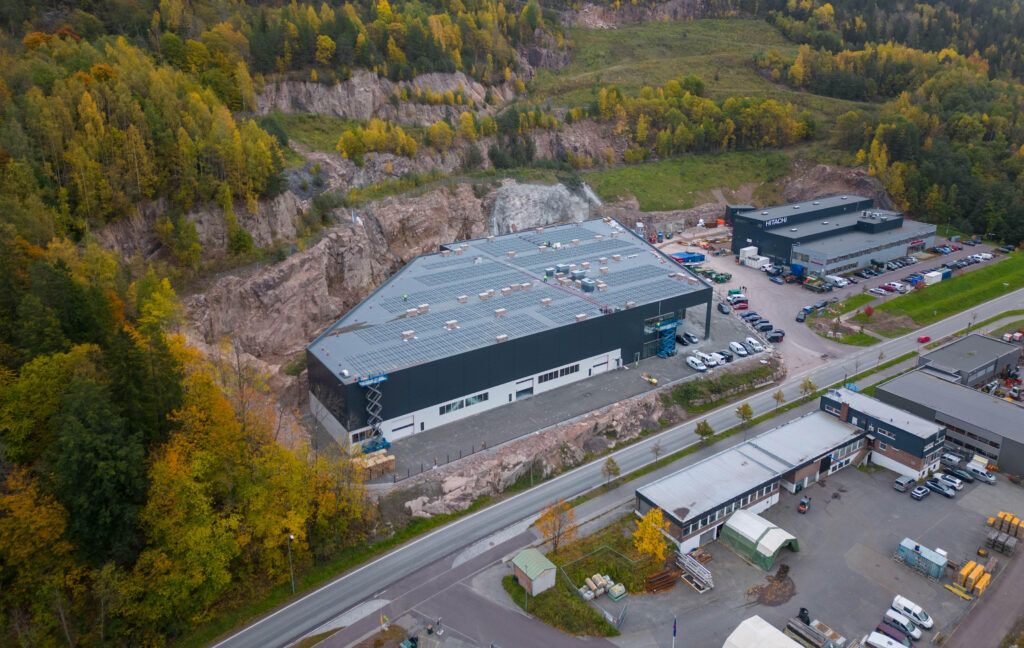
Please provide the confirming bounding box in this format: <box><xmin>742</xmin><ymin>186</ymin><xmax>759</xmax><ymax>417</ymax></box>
<box><xmin>719</xmin><ymin>509</ymin><xmax>798</xmax><ymax>571</ymax></box>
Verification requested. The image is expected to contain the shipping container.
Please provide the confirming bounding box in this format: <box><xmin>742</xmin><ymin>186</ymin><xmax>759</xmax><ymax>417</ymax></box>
<box><xmin>739</xmin><ymin>246</ymin><xmax>758</xmax><ymax>260</ymax></box>
<box><xmin>941</xmin><ymin>268</ymin><xmax>953</xmax><ymax>280</ymax></box>
<box><xmin>924</xmin><ymin>271</ymin><xmax>943</xmax><ymax>286</ymax></box>
<box><xmin>790</xmin><ymin>263</ymin><xmax>806</xmax><ymax>277</ymax></box>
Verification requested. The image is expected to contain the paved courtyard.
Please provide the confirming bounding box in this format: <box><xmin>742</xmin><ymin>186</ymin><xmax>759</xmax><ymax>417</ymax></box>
<box><xmin>597</xmin><ymin>466</ymin><xmax>1024</xmax><ymax>648</ymax></box>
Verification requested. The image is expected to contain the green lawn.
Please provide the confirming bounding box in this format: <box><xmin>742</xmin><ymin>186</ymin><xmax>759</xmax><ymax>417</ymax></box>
<box><xmin>502</xmin><ymin>575</ymin><xmax>619</xmax><ymax>636</ymax></box>
<box><xmin>816</xmin><ymin>330</ymin><xmax>879</xmax><ymax>346</ymax></box>
<box><xmin>528</xmin><ymin>19</ymin><xmax>874</xmax><ymax>123</ymax></box>
<box><xmin>585</xmin><ymin>151</ymin><xmax>789</xmax><ymax>211</ymax></box>
<box><xmin>991</xmin><ymin>319</ymin><xmax>1024</xmax><ymax>336</ymax></box>
<box><xmin>808</xmin><ymin>293</ymin><xmax>876</xmax><ymax>320</ymax></box>
<box><xmin>873</xmin><ymin>252</ymin><xmax>1024</xmax><ymax>325</ymax></box>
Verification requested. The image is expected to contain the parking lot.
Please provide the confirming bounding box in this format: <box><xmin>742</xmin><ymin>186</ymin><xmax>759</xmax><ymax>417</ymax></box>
<box><xmin>659</xmin><ymin>238</ymin><xmax>999</xmax><ymax>375</ymax></box>
<box><xmin>605</xmin><ymin>465</ymin><xmax>1024</xmax><ymax>648</ymax></box>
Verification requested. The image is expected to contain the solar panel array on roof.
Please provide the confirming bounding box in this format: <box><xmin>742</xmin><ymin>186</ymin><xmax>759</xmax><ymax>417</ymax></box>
<box><xmin>310</xmin><ymin>218</ymin><xmax>709</xmax><ymax>380</ymax></box>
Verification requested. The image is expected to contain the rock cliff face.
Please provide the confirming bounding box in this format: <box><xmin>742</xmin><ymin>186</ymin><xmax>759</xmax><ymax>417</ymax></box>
<box><xmin>257</xmin><ymin>69</ymin><xmax>523</xmax><ymax>125</ymax></box>
<box><xmin>96</xmin><ymin>191</ymin><xmax>304</xmax><ymax>261</ymax></box>
<box><xmin>184</xmin><ymin>181</ymin><xmax>591</xmax><ymax>361</ymax></box>
<box><xmin>490</xmin><ymin>182</ymin><xmax>592</xmax><ymax>234</ymax></box>
<box><xmin>780</xmin><ymin>162</ymin><xmax>893</xmax><ymax>209</ymax></box>
<box><xmin>568</xmin><ymin>0</ymin><xmax>706</xmax><ymax>28</ymax></box>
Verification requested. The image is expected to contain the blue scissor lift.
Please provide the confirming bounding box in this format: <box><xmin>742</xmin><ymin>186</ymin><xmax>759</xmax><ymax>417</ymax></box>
<box><xmin>655</xmin><ymin>319</ymin><xmax>680</xmax><ymax>358</ymax></box>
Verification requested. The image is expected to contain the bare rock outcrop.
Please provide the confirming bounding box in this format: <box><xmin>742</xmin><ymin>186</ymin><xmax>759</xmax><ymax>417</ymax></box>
<box><xmin>489</xmin><ymin>181</ymin><xmax>591</xmax><ymax>235</ymax></box>
<box><xmin>567</xmin><ymin>0</ymin><xmax>706</xmax><ymax>28</ymax></box>
<box><xmin>257</xmin><ymin>70</ymin><xmax>523</xmax><ymax>125</ymax></box>
<box><xmin>96</xmin><ymin>191</ymin><xmax>304</xmax><ymax>261</ymax></box>
<box><xmin>781</xmin><ymin>162</ymin><xmax>892</xmax><ymax>209</ymax></box>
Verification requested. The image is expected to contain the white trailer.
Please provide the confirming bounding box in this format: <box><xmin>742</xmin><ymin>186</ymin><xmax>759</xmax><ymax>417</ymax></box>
<box><xmin>924</xmin><ymin>271</ymin><xmax>942</xmax><ymax>286</ymax></box>
<box><xmin>739</xmin><ymin>246</ymin><xmax>758</xmax><ymax>260</ymax></box>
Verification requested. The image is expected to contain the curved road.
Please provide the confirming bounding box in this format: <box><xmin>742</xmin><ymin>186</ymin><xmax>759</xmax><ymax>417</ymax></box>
<box><xmin>212</xmin><ymin>289</ymin><xmax>1024</xmax><ymax>648</ymax></box>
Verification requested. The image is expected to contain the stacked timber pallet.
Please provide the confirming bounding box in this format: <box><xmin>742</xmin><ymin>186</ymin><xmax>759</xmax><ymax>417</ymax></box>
<box><xmin>353</xmin><ymin>449</ymin><xmax>395</xmax><ymax>479</ymax></box>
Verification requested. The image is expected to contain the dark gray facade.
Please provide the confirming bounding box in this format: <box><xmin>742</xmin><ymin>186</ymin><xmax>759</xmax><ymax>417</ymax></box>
<box><xmin>917</xmin><ymin>334</ymin><xmax>1022</xmax><ymax>387</ymax></box>
<box><xmin>309</xmin><ymin>290</ymin><xmax>709</xmax><ymax>432</ymax></box>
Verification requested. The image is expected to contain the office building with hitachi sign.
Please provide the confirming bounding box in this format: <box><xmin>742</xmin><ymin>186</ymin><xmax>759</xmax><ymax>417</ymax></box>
<box><xmin>729</xmin><ymin>195</ymin><xmax>936</xmax><ymax>276</ymax></box>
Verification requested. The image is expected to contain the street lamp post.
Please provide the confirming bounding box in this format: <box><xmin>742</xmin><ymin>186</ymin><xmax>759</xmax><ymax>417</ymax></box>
<box><xmin>287</xmin><ymin>534</ymin><xmax>295</xmax><ymax>594</ymax></box>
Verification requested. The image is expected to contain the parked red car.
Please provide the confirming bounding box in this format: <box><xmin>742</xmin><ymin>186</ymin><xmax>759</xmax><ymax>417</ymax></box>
<box><xmin>732</xmin><ymin>302</ymin><xmax>749</xmax><ymax>310</ymax></box>
<box><xmin>880</xmin><ymin>283</ymin><xmax>896</xmax><ymax>292</ymax></box>
<box><xmin>917</xmin><ymin>335</ymin><xmax>931</xmax><ymax>343</ymax></box>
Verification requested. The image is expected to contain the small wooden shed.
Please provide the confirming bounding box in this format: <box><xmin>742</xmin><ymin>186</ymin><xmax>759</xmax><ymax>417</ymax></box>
<box><xmin>511</xmin><ymin>548</ymin><xmax>556</xmax><ymax>596</ymax></box>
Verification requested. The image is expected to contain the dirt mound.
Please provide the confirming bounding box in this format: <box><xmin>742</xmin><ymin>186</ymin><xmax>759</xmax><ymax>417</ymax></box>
<box><xmin>748</xmin><ymin>564</ymin><xmax>796</xmax><ymax>606</ymax></box>
<box><xmin>781</xmin><ymin>161</ymin><xmax>892</xmax><ymax>208</ymax></box>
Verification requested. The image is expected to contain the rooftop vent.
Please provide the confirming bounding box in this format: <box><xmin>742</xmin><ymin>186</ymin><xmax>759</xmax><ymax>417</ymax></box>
<box><xmin>487</xmin><ymin>235</ymin><xmax>495</xmax><ymax>242</ymax></box>
<box><xmin>575</xmin><ymin>313</ymin><xmax>587</xmax><ymax>322</ymax></box>
<box><xmin>841</xmin><ymin>195</ymin><xmax>848</xmax><ymax>199</ymax></box>
<box><xmin>479</xmin><ymin>292</ymin><xmax>491</xmax><ymax>301</ymax></box>
<box><xmin>538</xmin><ymin>246</ymin><xmax>548</xmax><ymax>252</ymax></box>
<box><xmin>558</xmin><ymin>278</ymin><xmax>572</xmax><ymax>286</ymax></box>
<box><xmin>402</xmin><ymin>330</ymin><xmax>415</xmax><ymax>341</ymax></box>
<box><xmin>572</xmin><ymin>239</ymin><xmax>580</xmax><ymax>246</ymax></box>
<box><xmin>790</xmin><ymin>228</ymin><xmax>798</xmax><ymax>232</ymax></box>
<box><xmin>488</xmin><ymin>289</ymin><xmax>495</xmax><ymax>297</ymax></box>
<box><xmin>445</xmin><ymin>320</ymin><xmax>459</xmax><ymax>330</ymax></box>
<box><xmin>544</xmin><ymin>266</ymin><xmax>556</xmax><ymax>278</ymax></box>
<box><xmin>341</xmin><ymin>369</ymin><xmax>349</xmax><ymax>378</ymax></box>
<box><xmin>599</xmin><ymin>257</ymin><xmax>608</xmax><ymax>264</ymax></box>
<box><xmin>612</xmin><ymin>254</ymin><xmax>622</xmax><ymax>262</ymax></box>
<box><xmin>761</xmin><ymin>211</ymin><xmax>768</xmax><ymax>215</ymax></box>
<box><xmin>598</xmin><ymin>283</ymin><xmax>608</xmax><ymax>291</ymax></box>
<box><xmin>822</xmin><ymin>222</ymin><xmax>828</xmax><ymax>225</ymax></box>
<box><xmin>520</xmin><ymin>282</ymin><xmax>532</xmax><ymax>291</ymax></box>
<box><xmin>574</xmin><ymin>280</ymin><xmax>582</xmax><ymax>289</ymax></box>
<box><xmin>501</xmin><ymin>287</ymin><xmax>512</xmax><ymax>296</ymax></box>
<box><xmin>600</xmin><ymin>266</ymin><xmax>609</xmax><ymax>274</ymax></box>
<box><xmin>581</xmin><ymin>261</ymin><xmax>591</xmax><ymax>269</ymax></box>
<box><xmin>460</xmin><ymin>243</ymin><xmax>469</xmax><ymax>250</ymax></box>
<box><xmin>594</xmin><ymin>234</ymin><xmax>604</xmax><ymax>241</ymax></box>
<box><xmin>625</xmin><ymin>301</ymin><xmax>637</xmax><ymax>309</ymax></box>
<box><xmin>441</xmin><ymin>250</ymin><xmax>451</xmax><ymax>257</ymax></box>
<box><xmin>541</xmin><ymin>297</ymin><xmax>552</xmax><ymax>307</ymax></box>
<box><xmin>536</xmin><ymin>227</ymin><xmax>545</xmax><ymax>233</ymax></box>
<box><xmin>496</xmin><ymin>334</ymin><xmax>509</xmax><ymax>343</ymax></box>
<box><xmin>510</xmin><ymin>283</ymin><xmax>521</xmax><ymax>291</ymax></box>
<box><xmin>406</xmin><ymin>308</ymin><xmax>419</xmax><ymax>317</ymax></box>
<box><xmin>454</xmin><ymin>248</ymin><xmax>463</xmax><ymax>255</ymax></box>
<box><xmin>457</xmin><ymin>295</ymin><xmax>468</xmax><ymax>303</ymax></box>
<box><xmin>494</xmin><ymin>308</ymin><xmax>507</xmax><ymax>317</ymax></box>
<box><xmin>813</xmin><ymin>201</ymin><xmax>820</xmax><ymax>205</ymax></box>
<box><xmin>506</xmin><ymin>250</ymin><xmax>516</xmax><ymax>258</ymax></box>
<box><xmin>793</xmin><ymin>205</ymin><xmax>800</xmax><ymax>209</ymax></box>
<box><xmin>417</xmin><ymin>303</ymin><xmax>429</xmax><ymax>314</ymax></box>
<box><xmin>581</xmin><ymin>279</ymin><xmax>596</xmax><ymax>292</ymax></box>
<box><xmin>611</xmin><ymin>231</ymin><xmax>621</xmax><ymax>238</ymax></box>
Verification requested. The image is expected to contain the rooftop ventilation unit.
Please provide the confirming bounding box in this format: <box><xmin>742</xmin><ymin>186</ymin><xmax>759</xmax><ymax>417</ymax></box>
<box><xmin>506</xmin><ymin>250</ymin><xmax>516</xmax><ymax>258</ymax></box>
<box><xmin>581</xmin><ymin>279</ymin><xmax>596</xmax><ymax>292</ymax></box>
<box><xmin>612</xmin><ymin>254</ymin><xmax>622</xmax><ymax>262</ymax></box>
<box><xmin>572</xmin><ymin>238</ymin><xmax>580</xmax><ymax>246</ymax></box>
<box><xmin>454</xmin><ymin>248</ymin><xmax>463</xmax><ymax>255</ymax></box>
<box><xmin>581</xmin><ymin>261</ymin><xmax>591</xmax><ymax>269</ymax></box>
<box><xmin>478</xmin><ymin>292</ymin><xmax>491</xmax><ymax>301</ymax></box>
<box><xmin>402</xmin><ymin>330</ymin><xmax>415</xmax><ymax>341</ymax></box>
<box><xmin>793</xmin><ymin>205</ymin><xmax>800</xmax><ymax>209</ymax></box>
<box><xmin>538</xmin><ymin>246</ymin><xmax>547</xmax><ymax>252</ymax></box>
<box><xmin>417</xmin><ymin>303</ymin><xmax>429</xmax><ymax>314</ymax></box>
<box><xmin>790</xmin><ymin>228</ymin><xmax>798</xmax><ymax>232</ymax></box>
<box><xmin>501</xmin><ymin>287</ymin><xmax>512</xmax><ymax>296</ymax></box>
<box><xmin>496</xmin><ymin>334</ymin><xmax>509</xmax><ymax>343</ymax></box>
<box><xmin>544</xmin><ymin>266</ymin><xmax>556</xmax><ymax>278</ymax></box>
<box><xmin>406</xmin><ymin>308</ymin><xmax>418</xmax><ymax>317</ymax></box>
<box><xmin>457</xmin><ymin>295</ymin><xmax>468</xmax><ymax>303</ymax></box>
<box><xmin>599</xmin><ymin>257</ymin><xmax>608</xmax><ymax>264</ymax></box>
<box><xmin>444</xmin><ymin>320</ymin><xmax>459</xmax><ymax>330</ymax></box>
<box><xmin>536</xmin><ymin>227</ymin><xmax>545</xmax><ymax>233</ymax></box>
<box><xmin>611</xmin><ymin>231</ymin><xmax>621</xmax><ymax>238</ymax></box>
<box><xmin>598</xmin><ymin>282</ymin><xmax>608</xmax><ymax>291</ymax></box>
<box><xmin>520</xmin><ymin>282</ymin><xmax>532</xmax><ymax>290</ymax></box>
<box><xmin>488</xmin><ymin>289</ymin><xmax>495</xmax><ymax>297</ymax></box>
<box><xmin>575</xmin><ymin>313</ymin><xmax>587</xmax><ymax>322</ymax></box>
<box><xmin>822</xmin><ymin>222</ymin><xmax>828</xmax><ymax>225</ymax></box>
<box><xmin>594</xmin><ymin>234</ymin><xmax>604</xmax><ymax>241</ymax></box>
<box><xmin>841</xmin><ymin>195</ymin><xmax>847</xmax><ymax>199</ymax></box>
<box><xmin>541</xmin><ymin>297</ymin><xmax>552</xmax><ymax>307</ymax></box>
<box><xmin>558</xmin><ymin>277</ymin><xmax>572</xmax><ymax>286</ymax></box>
<box><xmin>813</xmin><ymin>201</ymin><xmax>820</xmax><ymax>205</ymax></box>
<box><xmin>625</xmin><ymin>301</ymin><xmax>637</xmax><ymax>309</ymax></box>
<box><xmin>570</xmin><ymin>269</ymin><xmax>586</xmax><ymax>280</ymax></box>
<box><xmin>341</xmin><ymin>369</ymin><xmax>349</xmax><ymax>378</ymax></box>
<box><xmin>487</xmin><ymin>235</ymin><xmax>495</xmax><ymax>242</ymax></box>
<box><xmin>460</xmin><ymin>243</ymin><xmax>469</xmax><ymax>250</ymax></box>
<box><xmin>761</xmin><ymin>211</ymin><xmax>768</xmax><ymax>215</ymax></box>
<box><xmin>441</xmin><ymin>250</ymin><xmax>451</xmax><ymax>257</ymax></box>
<box><xmin>600</xmin><ymin>266</ymin><xmax>609</xmax><ymax>274</ymax></box>
<box><xmin>494</xmin><ymin>308</ymin><xmax>507</xmax><ymax>317</ymax></box>
<box><xmin>510</xmin><ymin>283</ymin><xmax>521</xmax><ymax>291</ymax></box>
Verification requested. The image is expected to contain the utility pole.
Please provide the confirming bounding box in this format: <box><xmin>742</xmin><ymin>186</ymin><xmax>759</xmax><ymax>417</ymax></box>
<box><xmin>287</xmin><ymin>534</ymin><xmax>295</xmax><ymax>594</ymax></box>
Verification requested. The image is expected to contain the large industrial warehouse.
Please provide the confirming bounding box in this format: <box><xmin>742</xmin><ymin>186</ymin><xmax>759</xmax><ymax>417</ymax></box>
<box><xmin>307</xmin><ymin>218</ymin><xmax>713</xmax><ymax>446</ymax></box>
<box><xmin>729</xmin><ymin>195</ymin><xmax>936</xmax><ymax>275</ymax></box>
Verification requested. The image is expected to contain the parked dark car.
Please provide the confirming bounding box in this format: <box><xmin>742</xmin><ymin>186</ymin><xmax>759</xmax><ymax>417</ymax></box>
<box><xmin>717</xmin><ymin>302</ymin><xmax>730</xmax><ymax>314</ymax></box>
<box><xmin>814</xmin><ymin>300</ymin><xmax>827</xmax><ymax>310</ymax></box>
<box><xmin>796</xmin><ymin>311</ymin><xmax>806</xmax><ymax>323</ymax></box>
<box><xmin>925</xmin><ymin>479</ymin><xmax>956</xmax><ymax>498</ymax></box>
<box><xmin>766</xmin><ymin>330</ymin><xmax>785</xmax><ymax>343</ymax></box>
<box><xmin>675</xmin><ymin>334</ymin><xmax>690</xmax><ymax>346</ymax></box>
<box><xmin>717</xmin><ymin>350</ymin><xmax>734</xmax><ymax>362</ymax></box>
<box><xmin>755</xmin><ymin>321</ymin><xmax>774</xmax><ymax>332</ymax></box>
<box><xmin>945</xmin><ymin>468</ymin><xmax>975</xmax><ymax>483</ymax></box>
<box><xmin>682</xmin><ymin>332</ymin><xmax>699</xmax><ymax>345</ymax></box>
<box><xmin>740</xmin><ymin>311</ymin><xmax>760</xmax><ymax>320</ymax></box>
<box><xmin>769</xmin><ymin>275</ymin><xmax>785</xmax><ymax>285</ymax></box>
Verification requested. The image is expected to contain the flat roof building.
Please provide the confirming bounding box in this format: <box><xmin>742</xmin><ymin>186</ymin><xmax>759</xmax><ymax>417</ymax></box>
<box><xmin>729</xmin><ymin>195</ymin><xmax>936</xmax><ymax>276</ymax></box>
<box><xmin>635</xmin><ymin>410</ymin><xmax>865</xmax><ymax>552</ymax></box>
<box><xmin>307</xmin><ymin>218</ymin><xmax>713</xmax><ymax>446</ymax></box>
<box><xmin>819</xmin><ymin>388</ymin><xmax>946</xmax><ymax>479</ymax></box>
<box><xmin>874</xmin><ymin>370</ymin><xmax>1024</xmax><ymax>472</ymax></box>
<box><xmin>917</xmin><ymin>333</ymin><xmax>1021</xmax><ymax>386</ymax></box>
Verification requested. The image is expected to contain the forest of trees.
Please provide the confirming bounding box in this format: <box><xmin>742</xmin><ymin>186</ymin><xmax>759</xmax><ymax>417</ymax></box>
<box><xmin>0</xmin><ymin>230</ymin><xmax>372</xmax><ymax>645</ymax></box>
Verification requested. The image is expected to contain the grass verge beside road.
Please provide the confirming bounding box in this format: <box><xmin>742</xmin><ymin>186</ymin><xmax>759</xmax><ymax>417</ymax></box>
<box><xmin>502</xmin><ymin>575</ymin><xmax>619</xmax><ymax>636</ymax></box>
<box><xmin>815</xmin><ymin>330</ymin><xmax>879</xmax><ymax>346</ymax></box>
<box><xmin>868</xmin><ymin>252</ymin><xmax>1024</xmax><ymax>325</ymax></box>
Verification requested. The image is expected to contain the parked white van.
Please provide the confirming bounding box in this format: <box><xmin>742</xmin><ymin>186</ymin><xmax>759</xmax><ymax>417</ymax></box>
<box><xmin>866</xmin><ymin>631</ymin><xmax>905</xmax><ymax>648</ymax></box>
<box><xmin>892</xmin><ymin>595</ymin><xmax>933</xmax><ymax>629</ymax></box>
<box><xmin>883</xmin><ymin>609</ymin><xmax>922</xmax><ymax>640</ymax></box>
<box><xmin>967</xmin><ymin>463</ymin><xmax>997</xmax><ymax>484</ymax></box>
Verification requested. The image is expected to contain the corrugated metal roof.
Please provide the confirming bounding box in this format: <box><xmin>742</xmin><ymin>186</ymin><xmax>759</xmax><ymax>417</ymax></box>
<box><xmin>511</xmin><ymin>548</ymin><xmax>555</xmax><ymax>580</ymax></box>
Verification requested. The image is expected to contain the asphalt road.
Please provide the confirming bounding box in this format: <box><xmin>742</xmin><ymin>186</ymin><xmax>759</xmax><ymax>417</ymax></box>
<box><xmin>210</xmin><ymin>288</ymin><xmax>1024</xmax><ymax>648</ymax></box>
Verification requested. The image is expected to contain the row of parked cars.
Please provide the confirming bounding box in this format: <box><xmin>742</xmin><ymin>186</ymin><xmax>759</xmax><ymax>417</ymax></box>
<box><xmin>682</xmin><ymin>337</ymin><xmax>765</xmax><ymax>372</ymax></box>
<box><xmin>864</xmin><ymin>595</ymin><xmax>934</xmax><ymax>647</ymax></box>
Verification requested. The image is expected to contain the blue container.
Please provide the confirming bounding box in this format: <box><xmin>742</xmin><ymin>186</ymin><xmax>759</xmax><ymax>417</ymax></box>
<box><xmin>941</xmin><ymin>268</ymin><xmax>952</xmax><ymax>280</ymax></box>
<box><xmin>790</xmin><ymin>264</ymin><xmax>806</xmax><ymax>277</ymax></box>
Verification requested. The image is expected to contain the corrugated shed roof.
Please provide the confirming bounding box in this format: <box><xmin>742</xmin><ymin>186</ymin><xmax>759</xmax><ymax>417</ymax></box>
<box><xmin>511</xmin><ymin>548</ymin><xmax>555</xmax><ymax>580</ymax></box>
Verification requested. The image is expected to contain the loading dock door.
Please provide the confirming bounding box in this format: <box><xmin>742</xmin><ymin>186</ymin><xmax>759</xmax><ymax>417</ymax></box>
<box><xmin>390</xmin><ymin>416</ymin><xmax>415</xmax><ymax>440</ymax></box>
<box><xmin>590</xmin><ymin>358</ymin><xmax>609</xmax><ymax>376</ymax></box>
<box><xmin>515</xmin><ymin>377</ymin><xmax>534</xmax><ymax>400</ymax></box>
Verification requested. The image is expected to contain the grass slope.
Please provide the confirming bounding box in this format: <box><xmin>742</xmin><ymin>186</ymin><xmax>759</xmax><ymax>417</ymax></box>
<box><xmin>870</xmin><ymin>252</ymin><xmax>1024</xmax><ymax>325</ymax></box>
<box><xmin>585</xmin><ymin>151</ymin><xmax>789</xmax><ymax>211</ymax></box>
<box><xmin>530</xmin><ymin>20</ymin><xmax>874</xmax><ymax>122</ymax></box>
